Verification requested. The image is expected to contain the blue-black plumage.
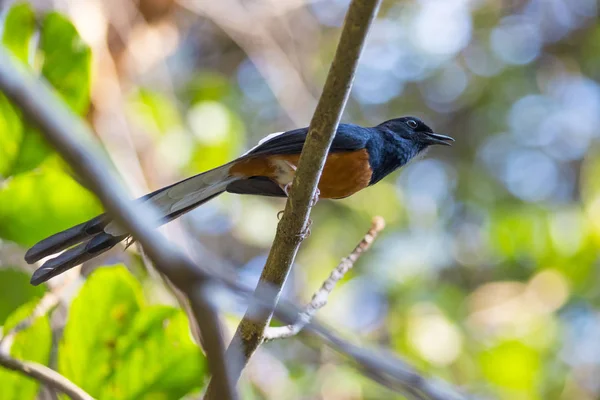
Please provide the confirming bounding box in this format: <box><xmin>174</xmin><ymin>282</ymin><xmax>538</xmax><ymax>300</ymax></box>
<box><xmin>26</xmin><ymin>116</ymin><xmax>453</xmax><ymax>286</ymax></box>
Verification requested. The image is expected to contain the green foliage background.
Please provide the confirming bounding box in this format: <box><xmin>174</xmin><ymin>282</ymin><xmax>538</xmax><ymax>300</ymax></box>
<box><xmin>1</xmin><ymin>1</ymin><xmax>600</xmax><ymax>399</ymax></box>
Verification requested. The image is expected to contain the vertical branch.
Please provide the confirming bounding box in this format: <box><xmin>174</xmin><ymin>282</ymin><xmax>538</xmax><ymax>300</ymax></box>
<box><xmin>204</xmin><ymin>0</ymin><xmax>382</xmax><ymax>397</ymax></box>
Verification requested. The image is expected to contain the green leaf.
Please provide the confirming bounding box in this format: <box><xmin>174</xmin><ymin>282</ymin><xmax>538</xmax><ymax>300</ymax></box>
<box><xmin>0</xmin><ymin>300</ymin><xmax>52</xmax><ymax>400</ymax></box>
<box><xmin>107</xmin><ymin>306</ymin><xmax>206</xmax><ymax>399</ymax></box>
<box><xmin>128</xmin><ymin>89</ymin><xmax>182</xmax><ymax>138</ymax></box>
<box><xmin>480</xmin><ymin>341</ymin><xmax>540</xmax><ymax>391</ymax></box>
<box><xmin>58</xmin><ymin>267</ymin><xmax>207</xmax><ymax>399</ymax></box>
<box><xmin>6</xmin><ymin>126</ymin><xmax>54</xmax><ymax>177</ymax></box>
<box><xmin>40</xmin><ymin>12</ymin><xmax>91</xmax><ymax>114</ymax></box>
<box><xmin>0</xmin><ymin>94</ymin><xmax>24</xmax><ymax>178</ymax></box>
<box><xmin>184</xmin><ymin>71</ymin><xmax>233</xmax><ymax>104</ymax></box>
<box><xmin>0</xmin><ymin>3</ymin><xmax>35</xmax><ymax>177</ymax></box>
<box><xmin>2</xmin><ymin>2</ymin><xmax>36</xmax><ymax>64</ymax></box>
<box><xmin>0</xmin><ymin>165</ymin><xmax>102</xmax><ymax>246</ymax></box>
<box><xmin>188</xmin><ymin>101</ymin><xmax>244</xmax><ymax>173</ymax></box>
<box><xmin>58</xmin><ymin>266</ymin><xmax>145</xmax><ymax>397</ymax></box>
<box><xmin>6</xmin><ymin>11</ymin><xmax>92</xmax><ymax>175</ymax></box>
<box><xmin>0</xmin><ymin>268</ymin><xmax>45</xmax><ymax>324</ymax></box>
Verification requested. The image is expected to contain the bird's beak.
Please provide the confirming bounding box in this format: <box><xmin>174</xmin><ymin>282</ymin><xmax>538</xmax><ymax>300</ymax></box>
<box><xmin>424</xmin><ymin>132</ymin><xmax>454</xmax><ymax>146</ymax></box>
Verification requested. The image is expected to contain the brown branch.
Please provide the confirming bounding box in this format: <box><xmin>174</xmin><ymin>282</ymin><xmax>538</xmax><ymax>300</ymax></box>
<box><xmin>264</xmin><ymin>216</ymin><xmax>385</xmax><ymax>341</ymax></box>
<box><xmin>0</xmin><ymin>50</ymin><xmax>237</xmax><ymax>400</ymax></box>
<box><xmin>0</xmin><ymin>354</ymin><xmax>94</xmax><ymax>400</ymax></box>
<box><xmin>204</xmin><ymin>0</ymin><xmax>382</xmax><ymax>397</ymax></box>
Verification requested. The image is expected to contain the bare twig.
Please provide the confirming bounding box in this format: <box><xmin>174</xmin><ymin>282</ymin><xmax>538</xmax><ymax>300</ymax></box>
<box><xmin>204</xmin><ymin>0</ymin><xmax>382</xmax><ymax>397</ymax></box>
<box><xmin>264</xmin><ymin>216</ymin><xmax>385</xmax><ymax>341</ymax></box>
<box><xmin>177</xmin><ymin>0</ymin><xmax>318</xmax><ymax>125</ymax></box>
<box><xmin>0</xmin><ymin>271</ymin><xmax>78</xmax><ymax>353</ymax></box>
<box><xmin>0</xmin><ymin>293</ymin><xmax>59</xmax><ymax>352</ymax></box>
<box><xmin>0</xmin><ymin>49</ymin><xmax>237</xmax><ymax>400</ymax></box>
<box><xmin>0</xmin><ymin>354</ymin><xmax>94</xmax><ymax>400</ymax></box>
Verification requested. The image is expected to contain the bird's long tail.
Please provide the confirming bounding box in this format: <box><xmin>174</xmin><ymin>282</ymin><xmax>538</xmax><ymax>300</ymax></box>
<box><xmin>27</xmin><ymin>163</ymin><xmax>237</xmax><ymax>285</ymax></box>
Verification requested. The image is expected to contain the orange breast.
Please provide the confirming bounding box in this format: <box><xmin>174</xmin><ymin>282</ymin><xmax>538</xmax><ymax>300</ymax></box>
<box><xmin>229</xmin><ymin>149</ymin><xmax>373</xmax><ymax>199</ymax></box>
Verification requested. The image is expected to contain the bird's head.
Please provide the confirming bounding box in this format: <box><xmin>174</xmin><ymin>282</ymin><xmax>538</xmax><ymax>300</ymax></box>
<box><xmin>378</xmin><ymin>116</ymin><xmax>454</xmax><ymax>150</ymax></box>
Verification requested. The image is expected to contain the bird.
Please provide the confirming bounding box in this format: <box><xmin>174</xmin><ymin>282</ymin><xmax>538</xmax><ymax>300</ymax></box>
<box><xmin>25</xmin><ymin>116</ymin><xmax>453</xmax><ymax>285</ymax></box>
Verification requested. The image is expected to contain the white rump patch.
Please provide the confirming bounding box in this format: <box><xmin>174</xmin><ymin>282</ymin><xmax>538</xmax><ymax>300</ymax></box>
<box><xmin>241</xmin><ymin>131</ymin><xmax>285</xmax><ymax>156</ymax></box>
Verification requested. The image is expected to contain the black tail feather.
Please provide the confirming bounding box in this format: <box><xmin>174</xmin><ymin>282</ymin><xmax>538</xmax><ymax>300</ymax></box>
<box><xmin>30</xmin><ymin>232</ymin><xmax>127</xmax><ymax>286</ymax></box>
<box><xmin>24</xmin><ymin>215</ymin><xmax>109</xmax><ymax>264</ymax></box>
<box><xmin>26</xmin><ymin>163</ymin><xmax>234</xmax><ymax>285</ymax></box>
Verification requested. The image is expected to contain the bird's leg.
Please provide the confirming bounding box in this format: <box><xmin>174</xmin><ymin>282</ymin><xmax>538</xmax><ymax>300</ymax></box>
<box><xmin>280</xmin><ymin>182</ymin><xmax>293</xmax><ymax>197</ymax></box>
<box><xmin>124</xmin><ymin>236</ymin><xmax>136</xmax><ymax>250</ymax></box>
<box><xmin>310</xmin><ymin>187</ymin><xmax>321</xmax><ymax>207</ymax></box>
<box><xmin>298</xmin><ymin>218</ymin><xmax>312</xmax><ymax>240</ymax></box>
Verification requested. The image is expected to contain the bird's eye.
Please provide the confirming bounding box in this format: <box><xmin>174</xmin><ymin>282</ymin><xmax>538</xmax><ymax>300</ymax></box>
<box><xmin>406</xmin><ymin>119</ymin><xmax>418</xmax><ymax>129</ymax></box>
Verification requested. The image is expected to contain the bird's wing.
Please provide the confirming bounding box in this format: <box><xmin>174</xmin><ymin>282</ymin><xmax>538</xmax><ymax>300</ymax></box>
<box><xmin>227</xmin><ymin>124</ymin><xmax>372</xmax><ymax>197</ymax></box>
<box><xmin>243</xmin><ymin>124</ymin><xmax>369</xmax><ymax>158</ymax></box>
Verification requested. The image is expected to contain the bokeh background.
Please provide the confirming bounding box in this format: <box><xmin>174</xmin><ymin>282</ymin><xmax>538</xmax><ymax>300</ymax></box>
<box><xmin>1</xmin><ymin>0</ymin><xmax>600</xmax><ymax>399</ymax></box>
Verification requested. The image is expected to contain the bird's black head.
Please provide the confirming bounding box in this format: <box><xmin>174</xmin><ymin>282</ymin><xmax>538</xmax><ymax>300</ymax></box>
<box><xmin>367</xmin><ymin>116</ymin><xmax>454</xmax><ymax>185</ymax></box>
<box><xmin>378</xmin><ymin>116</ymin><xmax>454</xmax><ymax>150</ymax></box>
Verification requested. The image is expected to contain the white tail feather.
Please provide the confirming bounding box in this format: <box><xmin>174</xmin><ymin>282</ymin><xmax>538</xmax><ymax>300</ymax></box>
<box><xmin>104</xmin><ymin>164</ymin><xmax>235</xmax><ymax>235</ymax></box>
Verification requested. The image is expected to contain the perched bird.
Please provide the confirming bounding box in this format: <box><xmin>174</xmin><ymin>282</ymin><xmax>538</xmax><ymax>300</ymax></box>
<box><xmin>26</xmin><ymin>116</ymin><xmax>453</xmax><ymax>285</ymax></box>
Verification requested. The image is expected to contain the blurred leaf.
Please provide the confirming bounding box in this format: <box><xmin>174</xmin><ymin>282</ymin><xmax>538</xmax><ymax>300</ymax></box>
<box><xmin>2</xmin><ymin>2</ymin><xmax>35</xmax><ymax>64</ymax></box>
<box><xmin>489</xmin><ymin>206</ymin><xmax>551</xmax><ymax>265</ymax></box>
<box><xmin>0</xmin><ymin>2</ymin><xmax>36</xmax><ymax>178</ymax></box>
<box><xmin>581</xmin><ymin>150</ymin><xmax>600</xmax><ymax>205</ymax></box>
<box><xmin>0</xmin><ymin>268</ymin><xmax>45</xmax><ymax>324</ymax></box>
<box><xmin>185</xmin><ymin>72</ymin><xmax>233</xmax><ymax>104</ymax></box>
<box><xmin>189</xmin><ymin>101</ymin><xmax>244</xmax><ymax>173</ymax></box>
<box><xmin>7</xmin><ymin>126</ymin><xmax>54</xmax><ymax>177</ymax></box>
<box><xmin>59</xmin><ymin>267</ymin><xmax>206</xmax><ymax>399</ymax></box>
<box><xmin>108</xmin><ymin>306</ymin><xmax>206</xmax><ymax>399</ymax></box>
<box><xmin>7</xmin><ymin>11</ymin><xmax>91</xmax><ymax>175</ymax></box>
<box><xmin>0</xmin><ymin>94</ymin><xmax>24</xmax><ymax>178</ymax></box>
<box><xmin>0</xmin><ymin>165</ymin><xmax>102</xmax><ymax>246</ymax></box>
<box><xmin>0</xmin><ymin>300</ymin><xmax>52</xmax><ymax>400</ymax></box>
<box><xmin>480</xmin><ymin>341</ymin><xmax>540</xmax><ymax>391</ymax></box>
<box><xmin>59</xmin><ymin>266</ymin><xmax>144</xmax><ymax>397</ymax></box>
<box><xmin>128</xmin><ymin>89</ymin><xmax>182</xmax><ymax>138</ymax></box>
<box><xmin>40</xmin><ymin>12</ymin><xmax>91</xmax><ymax>114</ymax></box>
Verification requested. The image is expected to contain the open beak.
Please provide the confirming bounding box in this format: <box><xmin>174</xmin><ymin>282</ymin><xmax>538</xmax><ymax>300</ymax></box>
<box><xmin>425</xmin><ymin>132</ymin><xmax>454</xmax><ymax>146</ymax></box>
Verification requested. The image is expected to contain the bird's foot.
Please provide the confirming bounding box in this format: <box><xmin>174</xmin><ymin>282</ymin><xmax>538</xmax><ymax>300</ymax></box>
<box><xmin>309</xmin><ymin>188</ymin><xmax>321</xmax><ymax>207</ymax></box>
<box><xmin>298</xmin><ymin>218</ymin><xmax>312</xmax><ymax>240</ymax></box>
<box><xmin>124</xmin><ymin>236</ymin><xmax>136</xmax><ymax>250</ymax></box>
<box><xmin>277</xmin><ymin>210</ymin><xmax>285</xmax><ymax>220</ymax></box>
<box><xmin>280</xmin><ymin>182</ymin><xmax>292</xmax><ymax>197</ymax></box>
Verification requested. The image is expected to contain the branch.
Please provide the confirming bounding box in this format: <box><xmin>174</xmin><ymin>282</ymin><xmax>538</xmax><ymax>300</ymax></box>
<box><xmin>0</xmin><ymin>51</ymin><xmax>237</xmax><ymax>400</ymax></box>
<box><xmin>0</xmin><ymin>354</ymin><xmax>94</xmax><ymax>400</ymax></box>
<box><xmin>264</xmin><ymin>216</ymin><xmax>385</xmax><ymax>341</ymax></box>
<box><xmin>0</xmin><ymin>7</ymin><xmax>470</xmax><ymax>399</ymax></box>
<box><xmin>205</xmin><ymin>0</ymin><xmax>382</xmax><ymax>396</ymax></box>
<box><xmin>0</xmin><ymin>292</ymin><xmax>59</xmax><ymax>352</ymax></box>
<box><xmin>305</xmin><ymin>323</ymin><xmax>469</xmax><ymax>400</ymax></box>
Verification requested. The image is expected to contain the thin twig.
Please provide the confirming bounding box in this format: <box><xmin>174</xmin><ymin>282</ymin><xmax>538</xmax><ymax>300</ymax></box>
<box><xmin>177</xmin><ymin>0</ymin><xmax>317</xmax><ymax>126</ymax></box>
<box><xmin>0</xmin><ymin>292</ymin><xmax>59</xmax><ymax>352</ymax></box>
<box><xmin>0</xmin><ymin>49</ymin><xmax>237</xmax><ymax>400</ymax></box>
<box><xmin>0</xmin><ymin>272</ymin><xmax>77</xmax><ymax>352</ymax></box>
<box><xmin>204</xmin><ymin>1</ymin><xmax>382</xmax><ymax>397</ymax></box>
<box><xmin>264</xmin><ymin>216</ymin><xmax>385</xmax><ymax>341</ymax></box>
<box><xmin>0</xmin><ymin>354</ymin><xmax>94</xmax><ymax>400</ymax></box>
